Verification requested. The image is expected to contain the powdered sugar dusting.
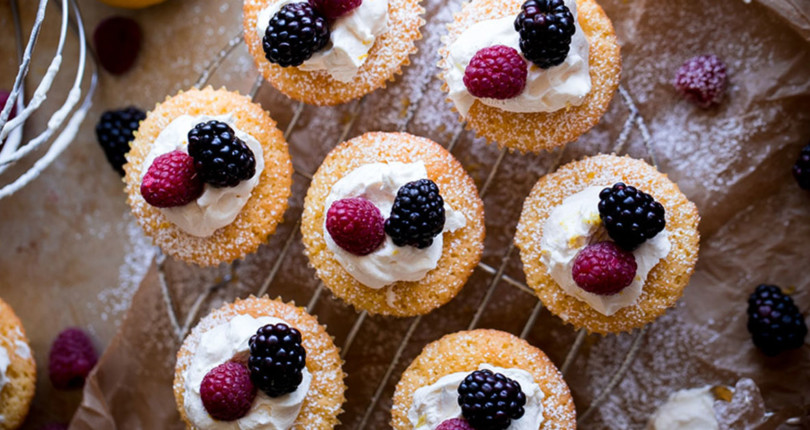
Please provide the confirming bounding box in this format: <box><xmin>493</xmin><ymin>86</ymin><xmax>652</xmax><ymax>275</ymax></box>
<box><xmin>96</xmin><ymin>218</ymin><xmax>155</xmax><ymax>324</ymax></box>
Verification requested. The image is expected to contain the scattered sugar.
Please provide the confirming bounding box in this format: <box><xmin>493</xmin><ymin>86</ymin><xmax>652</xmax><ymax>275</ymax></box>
<box><xmin>95</xmin><ymin>218</ymin><xmax>155</xmax><ymax>325</ymax></box>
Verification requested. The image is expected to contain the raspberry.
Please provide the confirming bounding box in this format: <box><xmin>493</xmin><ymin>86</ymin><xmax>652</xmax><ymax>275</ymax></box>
<box><xmin>572</xmin><ymin>241</ymin><xmax>637</xmax><ymax>296</ymax></box>
<box><xmin>248</xmin><ymin>323</ymin><xmax>307</xmax><ymax>397</ymax></box>
<box><xmin>326</xmin><ymin>197</ymin><xmax>385</xmax><ymax>255</ymax></box>
<box><xmin>792</xmin><ymin>143</ymin><xmax>810</xmax><ymax>191</ymax></box>
<box><xmin>140</xmin><ymin>150</ymin><xmax>204</xmax><ymax>208</ymax></box>
<box><xmin>263</xmin><ymin>2</ymin><xmax>330</xmax><ymax>67</ymax></box>
<box><xmin>384</xmin><ymin>179</ymin><xmax>446</xmax><ymax>249</ymax></box>
<box><xmin>598</xmin><ymin>182</ymin><xmax>666</xmax><ymax>251</ymax></box>
<box><xmin>200</xmin><ymin>361</ymin><xmax>256</xmax><ymax>421</ymax></box>
<box><xmin>747</xmin><ymin>284</ymin><xmax>807</xmax><ymax>356</ymax></box>
<box><xmin>0</xmin><ymin>90</ymin><xmax>17</xmax><ymax>121</ymax></box>
<box><xmin>458</xmin><ymin>369</ymin><xmax>526</xmax><ymax>430</ymax></box>
<box><xmin>49</xmin><ymin>328</ymin><xmax>97</xmax><ymax>390</ymax></box>
<box><xmin>437</xmin><ymin>418</ymin><xmax>474</xmax><ymax>430</ymax></box>
<box><xmin>93</xmin><ymin>16</ymin><xmax>142</xmax><ymax>75</ymax></box>
<box><xmin>95</xmin><ymin>107</ymin><xmax>146</xmax><ymax>176</ymax></box>
<box><xmin>463</xmin><ymin>45</ymin><xmax>528</xmax><ymax>100</ymax></box>
<box><xmin>188</xmin><ymin>120</ymin><xmax>256</xmax><ymax>188</ymax></box>
<box><xmin>514</xmin><ymin>0</ymin><xmax>576</xmax><ymax>69</ymax></box>
<box><xmin>673</xmin><ymin>54</ymin><xmax>727</xmax><ymax>109</ymax></box>
<box><xmin>308</xmin><ymin>0</ymin><xmax>362</xmax><ymax>20</ymax></box>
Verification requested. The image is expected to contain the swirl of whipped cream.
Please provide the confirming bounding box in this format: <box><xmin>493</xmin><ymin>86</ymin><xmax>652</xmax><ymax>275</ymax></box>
<box><xmin>647</xmin><ymin>386</ymin><xmax>720</xmax><ymax>430</ymax></box>
<box><xmin>256</xmin><ymin>0</ymin><xmax>390</xmax><ymax>82</ymax></box>
<box><xmin>141</xmin><ymin>114</ymin><xmax>265</xmax><ymax>238</ymax></box>
<box><xmin>323</xmin><ymin>162</ymin><xmax>467</xmax><ymax>289</ymax></box>
<box><xmin>539</xmin><ymin>186</ymin><xmax>672</xmax><ymax>316</ymax></box>
<box><xmin>182</xmin><ymin>314</ymin><xmax>312</xmax><ymax>430</ymax></box>
<box><xmin>444</xmin><ymin>0</ymin><xmax>591</xmax><ymax>117</ymax></box>
<box><xmin>0</xmin><ymin>345</ymin><xmax>10</xmax><ymax>395</ymax></box>
<box><xmin>408</xmin><ymin>364</ymin><xmax>545</xmax><ymax>430</ymax></box>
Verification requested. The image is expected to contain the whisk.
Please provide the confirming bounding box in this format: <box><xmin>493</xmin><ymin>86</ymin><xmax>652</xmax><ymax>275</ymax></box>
<box><xmin>0</xmin><ymin>0</ymin><xmax>98</xmax><ymax>201</ymax></box>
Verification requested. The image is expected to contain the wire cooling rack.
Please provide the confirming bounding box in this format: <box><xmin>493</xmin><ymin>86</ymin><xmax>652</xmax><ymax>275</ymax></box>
<box><xmin>0</xmin><ymin>0</ymin><xmax>98</xmax><ymax>201</ymax></box>
<box><xmin>156</xmin><ymin>30</ymin><xmax>663</xmax><ymax>428</ymax></box>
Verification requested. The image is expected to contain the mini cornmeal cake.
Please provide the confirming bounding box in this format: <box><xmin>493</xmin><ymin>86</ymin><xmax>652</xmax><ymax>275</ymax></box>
<box><xmin>174</xmin><ymin>296</ymin><xmax>346</xmax><ymax>429</ymax></box>
<box><xmin>124</xmin><ymin>87</ymin><xmax>293</xmax><ymax>266</ymax></box>
<box><xmin>392</xmin><ymin>329</ymin><xmax>576</xmax><ymax>430</ymax></box>
<box><xmin>301</xmin><ymin>132</ymin><xmax>485</xmax><ymax>317</ymax></box>
<box><xmin>515</xmin><ymin>155</ymin><xmax>700</xmax><ymax>334</ymax></box>
<box><xmin>439</xmin><ymin>0</ymin><xmax>621</xmax><ymax>152</ymax></box>
<box><xmin>0</xmin><ymin>298</ymin><xmax>36</xmax><ymax>430</ymax></box>
<box><xmin>244</xmin><ymin>0</ymin><xmax>425</xmax><ymax>105</ymax></box>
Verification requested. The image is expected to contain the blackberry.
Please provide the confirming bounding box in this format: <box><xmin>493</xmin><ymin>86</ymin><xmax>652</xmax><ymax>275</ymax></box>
<box><xmin>95</xmin><ymin>107</ymin><xmax>145</xmax><ymax>176</ymax></box>
<box><xmin>598</xmin><ymin>183</ymin><xmax>666</xmax><ymax>251</ymax></box>
<box><xmin>248</xmin><ymin>323</ymin><xmax>307</xmax><ymax>397</ymax></box>
<box><xmin>263</xmin><ymin>2</ymin><xmax>330</xmax><ymax>67</ymax></box>
<box><xmin>793</xmin><ymin>143</ymin><xmax>810</xmax><ymax>190</ymax></box>
<box><xmin>747</xmin><ymin>284</ymin><xmax>807</xmax><ymax>356</ymax></box>
<box><xmin>514</xmin><ymin>0</ymin><xmax>576</xmax><ymax>69</ymax></box>
<box><xmin>187</xmin><ymin>120</ymin><xmax>256</xmax><ymax>188</ymax></box>
<box><xmin>457</xmin><ymin>369</ymin><xmax>526</xmax><ymax>430</ymax></box>
<box><xmin>384</xmin><ymin>179</ymin><xmax>445</xmax><ymax>249</ymax></box>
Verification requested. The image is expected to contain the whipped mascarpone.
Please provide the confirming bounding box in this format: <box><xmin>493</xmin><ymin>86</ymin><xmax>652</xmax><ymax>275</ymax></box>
<box><xmin>0</xmin><ymin>344</ymin><xmax>10</xmax><ymax>395</ymax></box>
<box><xmin>445</xmin><ymin>0</ymin><xmax>591</xmax><ymax>117</ymax></box>
<box><xmin>408</xmin><ymin>364</ymin><xmax>545</xmax><ymax>430</ymax></box>
<box><xmin>647</xmin><ymin>386</ymin><xmax>719</xmax><ymax>430</ymax></box>
<box><xmin>182</xmin><ymin>314</ymin><xmax>312</xmax><ymax>430</ymax></box>
<box><xmin>13</xmin><ymin>328</ymin><xmax>30</xmax><ymax>360</ymax></box>
<box><xmin>257</xmin><ymin>0</ymin><xmax>389</xmax><ymax>82</ymax></box>
<box><xmin>539</xmin><ymin>186</ymin><xmax>672</xmax><ymax>316</ymax></box>
<box><xmin>142</xmin><ymin>114</ymin><xmax>265</xmax><ymax>238</ymax></box>
<box><xmin>323</xmin><ymin>162</ymin><xmax>467</xmax><ymax>289</ymax></box>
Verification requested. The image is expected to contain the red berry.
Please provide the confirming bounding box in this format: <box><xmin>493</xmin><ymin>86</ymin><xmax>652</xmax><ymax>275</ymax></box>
<box><xmin>308</xmin><ymin>0</ymin><xmax>362</xmax><ymax>20</ymax></box>
<box><xmin>673</xmin><ymin>54</ymin><xmax>727</xmax><ymax>109</ymax></box>
<box><xmin>326</xmin><ymin>197</ymin><xmax>385</xmax><ymax>256</ymax></box>
<box><xmin>0</xmin><ymin>90</ymin><xmax>17</xmax><ymax>121</ymax></box>
<box><xmin>200</xmin><ymin>361</ymin><xmax>257</xmax><ymax>421</ymax></box>
<box><xmin>572</xmin><ymin>241</ymin><xmax>637</xmax><ymax>296</ymax></box>
<box><xmin>94</xmin><ymin>16</ymin><xmax>142</xmax><ymax>75</ymax></box>
<box><xmin>437</xmin><ymin>418</ymin><xmax>474</xmax><ymax>430</ymax></box>
<box><xmin>140</xmin><ymin>150</ymin><xmax>204</xmax><ymax>208</ymax></box>
<box><xmin>463</xmin><ymin>45</ymin><xmax>528</xmax><ymax>100</ymax></box>
<box><xmin>49</xmin><ymin>328</ymin><xmax>97</xmax><ymax>390</ymax></box>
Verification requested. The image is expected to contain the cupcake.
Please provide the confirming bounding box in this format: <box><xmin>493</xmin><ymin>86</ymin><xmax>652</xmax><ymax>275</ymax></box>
<box><xmin>0</xmin><ymin>298</ymin><xmax>36</xmax><ymax>430</ymax></box>
<box><xmin>124</xmin><ymin>87</ymin><xmax>293</xmax><ymax>267</ymax></box>
<box><xmin>301</xmin><ymin>132</ymin><xmax>485</xmax><ymax>317</ymax></box>
<box><xmin>243</xmin><ymin>0</ymin><xmax>425</xmax><ymax>106</ymax></box>
<box><xmin>439</xmin><ymin>0</ymin><xmax>621</xmax><ymax>152</ymax></box>
<box><xmin>392</xmin><ymin>329</ymin><xmax>576</xmax><ymax>429</ymax></box>
<box><xmin>173</xmin><ymin>296</ymin><xmax>346</xmax><ymax>429</ymax></box>
<box><xmin>515</xmin><ymin>154</ymin><xmax>700</xmax><ymax>334</ymax></box>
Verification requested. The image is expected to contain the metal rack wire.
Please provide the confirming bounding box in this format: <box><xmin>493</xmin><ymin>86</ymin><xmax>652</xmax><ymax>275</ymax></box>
<box><xmin>0</xmin><ymin>0</ymin><xmax>98</xmax><ymax>201</ymax></box>
<box><xmin>160</xmin><ymin>28</ymin><xmax>660</xmax><ymax>427</ymax></box>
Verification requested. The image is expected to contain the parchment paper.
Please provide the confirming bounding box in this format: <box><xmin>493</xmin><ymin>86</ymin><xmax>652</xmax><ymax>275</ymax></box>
<box><xmin>2</xmin><ymin>0</ymin><xmax>808</xmax><ymax>428</ymax></box>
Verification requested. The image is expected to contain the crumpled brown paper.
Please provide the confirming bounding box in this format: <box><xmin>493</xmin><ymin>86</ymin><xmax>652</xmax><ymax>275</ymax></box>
<box><xmin>68</xmin><ymin>0</ymin><xmax>810</xmax><ymax>428</ymax></box>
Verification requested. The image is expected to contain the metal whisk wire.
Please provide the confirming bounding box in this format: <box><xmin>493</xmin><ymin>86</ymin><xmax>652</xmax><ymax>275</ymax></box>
<box><xmin>0</xmin><ymin>0</ymin><xmax>98</xmax><ymax>201</ymax></box>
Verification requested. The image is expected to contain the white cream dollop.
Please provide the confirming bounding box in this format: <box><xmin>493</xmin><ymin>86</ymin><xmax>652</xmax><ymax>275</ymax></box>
<box><xmin>182</xmin><ymin>314</ymin><xmax>312</xmax><ymax>430</ymax></box>
<box><xmin>257</xmin><ymin>0</ymin><xmax>390</xmax><ymax>82</ymax></box>
<box><xmin>142</xmin><ymin>114</ymin><xmax>265</xmax><ymax>238</ymax></box>
<box><xmin>647</xmin><ymin>386</ymin><xmax>719</xmax><ymax>430</ymax></box>
<box><xmin>323</xmin><ymin>162</ymin><xmax>467</xmax><ymax>289</ymax></box>
<box><xmin>445</xmin><ymin>0</ymin><xmax>591</xmax><ymax>117</ymax></box>
<box><xmin>539</xmin><ymin>186</ymin><xmax>672</xmax><ymax>316</ymax></box>
<box><xmin>408</xmin><ymin>364</ymin><xmax>545</xmax><ymax>430</ymax></box>
<box><xmin>0</xmin><ymin>344</ymin><xmax>10</xmax><ymax>395</ymax></box>
<box><xmin>13</xmin><ymin>327</ymin><xmax>30</xmax><ymax>360</ymax></box>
